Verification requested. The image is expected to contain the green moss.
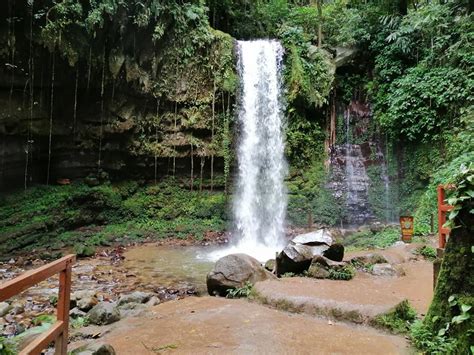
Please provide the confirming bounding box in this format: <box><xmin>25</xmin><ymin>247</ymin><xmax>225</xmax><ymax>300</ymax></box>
<box><xmin>287</xmin><ymin>159</ymin><xmax>342</xmax><ymax>227</ymax></box>
<box><xmin>0</xmin><ymin>179</ymin><xmax>228</xmax><ymax>256</ymax></box>
<box><xmin>372</xmin><ymin>300</ymin><xmax>417</xmax><ymax>334</ymax></box>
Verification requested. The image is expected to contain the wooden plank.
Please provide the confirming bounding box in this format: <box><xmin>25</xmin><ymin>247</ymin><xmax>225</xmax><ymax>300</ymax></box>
<box><xmin>55</xmin><ymin>265</ymin><xmax>72</xmax><ymax>354</ymax></box>
<box><xmin>0</xmin><ymin>255</ymin><xmax>75</xmax><ymax>301</ymax></box>
<box><xmin>19</xmin><ymin>321</ymin><xmax>64</xmax><ymax>355</ymax></box>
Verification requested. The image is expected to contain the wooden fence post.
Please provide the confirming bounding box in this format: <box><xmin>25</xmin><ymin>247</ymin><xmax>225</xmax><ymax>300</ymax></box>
<box><xmin>55</xmin><ymin>261</ymin><xmax>73</xmax><ymax>354</ymax></box>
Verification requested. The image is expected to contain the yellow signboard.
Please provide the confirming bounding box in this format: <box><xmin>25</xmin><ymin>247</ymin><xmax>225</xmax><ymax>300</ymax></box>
<box><xmin>400</xmin><ymin>216</ymin><xmax>414</xmax><ymax>243</ymax></box>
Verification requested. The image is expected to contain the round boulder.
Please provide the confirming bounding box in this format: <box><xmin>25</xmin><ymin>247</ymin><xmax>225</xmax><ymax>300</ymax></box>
<box><xmin>87</xmin><ymin>302</ymin><xmax>120</xmax><ymax>325</ymax></box>
<box><xmin>207</xmin><ymin>254</ymin><xmax>275</xmax><ymax>296</ymax></box>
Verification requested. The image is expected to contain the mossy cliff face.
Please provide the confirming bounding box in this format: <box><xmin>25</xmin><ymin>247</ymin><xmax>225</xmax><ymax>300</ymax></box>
<box><xmin>0</xmin><ymin>1</ymin><xmax>236</xmax><ymax>188</ymax></box>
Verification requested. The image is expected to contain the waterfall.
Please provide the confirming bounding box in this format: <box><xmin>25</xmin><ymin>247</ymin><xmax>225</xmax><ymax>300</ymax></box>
<box><xmin>344</xmin><ymin>144</ymin><xmax>371</xmax><ymax>226</ymax></box>
<box><xmin>207</xmin><ymin>40</ymin><xmax>287</xmax><ymax>262</ymax></box>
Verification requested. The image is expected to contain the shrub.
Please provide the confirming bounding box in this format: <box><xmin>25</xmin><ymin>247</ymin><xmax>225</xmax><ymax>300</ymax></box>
<box><xmin>226</xmin><ymin>282</ymin><xmax>254</xmax><ymax>299</ymax></box>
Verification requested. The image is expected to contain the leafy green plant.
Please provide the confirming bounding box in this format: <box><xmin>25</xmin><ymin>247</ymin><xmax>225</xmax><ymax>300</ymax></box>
<box><xmin>32</xmin><ymin>314</ymin><xmax>55</xmax><ymax>326</ymax></box>
<box><xmin>445</xmin><ymin>163</ymin><xmax>474</xmax><ymax>230</ymax></box>
<box><xmin>226</xmin><ymin>282</ymin><xmax>254</xmax><ymax>299</ymax></box>
<box><xmin>410</xmin><ymin>319</ymin><xmax>456</xmax><ymax>354</ymax></box>
<box><xmin>417</xmin><ymin>245</ymin><xmax>437</xmax><ymax>261</ymax></box>
<box><xmin>70</xmin><ymin>316</ymin><xmax>89</xmax><ymax>329</ymax></box>
<box><xmin>411</xmin><ymin>295</ymin><xmax>473</xmax><ymax>354</ymax></box>
<box><xmin>0</xmin><ymin>337</ymin><xmax>17</xmax><ymax>355</ymax></box>
<box><xmin>328</xmin><ymin>265</ymin><xmax>355</xmax><ymax>281</ymax></box>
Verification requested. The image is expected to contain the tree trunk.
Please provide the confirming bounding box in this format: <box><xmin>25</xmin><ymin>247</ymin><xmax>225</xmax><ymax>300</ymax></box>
<box><xmin>317</xmin><ymin>0</ymin><xmax>323</xmax><ymax>47</ymax></box>
<box><xmin>425</xmin><ymin>207</ymin><xmax>474</xmax><ymax>353</ymax></box>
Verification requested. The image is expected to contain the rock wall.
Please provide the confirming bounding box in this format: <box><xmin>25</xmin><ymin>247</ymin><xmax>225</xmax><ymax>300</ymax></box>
<box><xmin>327</xmin><ymin>100</ymin><xmax>396</xmax><ymax>226</ymax></box>
<box><xmin>0</xmin><ymin>3</ymin><xmax>236</xmax><ymax>190</ymax></box>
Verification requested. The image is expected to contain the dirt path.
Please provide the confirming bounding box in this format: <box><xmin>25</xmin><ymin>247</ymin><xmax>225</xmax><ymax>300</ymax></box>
<box><xmin>99</xmin><ymin>297</ymin><xmax>410</xmax><ymax>354</ymax></box>
<box><xmin>255</xmin><ymin>243</ymin><xmax>433</xmax><ymax>324</ymax></box>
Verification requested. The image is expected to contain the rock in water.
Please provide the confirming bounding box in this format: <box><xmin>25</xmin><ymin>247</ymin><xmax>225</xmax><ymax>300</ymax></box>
<box><xmin>323</xmin><ymin>243</ymin><xmax>345</xmax><ymax>262</ymax></box>
<box><xmin>207</xmin><ymin>254</ymin><xmax>275</xmax><ymax>296</ymax></box>
<box><xmin>87</xmin><ymin>302</ymin><xmax>120</xmax><ymax>325</ymax></box>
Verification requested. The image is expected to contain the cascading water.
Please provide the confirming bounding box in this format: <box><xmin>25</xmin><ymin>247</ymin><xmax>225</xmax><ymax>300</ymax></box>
<box><xmin>208</xmin><ymin>39</ymin><xmax>287</xmax><ymax>262</ymax></box>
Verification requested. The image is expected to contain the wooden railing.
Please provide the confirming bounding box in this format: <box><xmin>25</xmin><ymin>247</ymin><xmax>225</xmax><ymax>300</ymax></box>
<box><xmin>0</xmin><ymin>254</ymin><xmax>75</xmax><ymax>355</ymax></box>
<box><xmin>437</xmin><ymin>184</ymin><xmax>454</xmax><ymax>249</ymax></box>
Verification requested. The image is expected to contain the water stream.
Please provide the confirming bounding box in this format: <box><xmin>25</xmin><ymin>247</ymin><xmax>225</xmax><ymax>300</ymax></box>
<box><xmin>209</xmin><ymin>40</ymin><xmax>287</xmax><ymax>262</ymax></box>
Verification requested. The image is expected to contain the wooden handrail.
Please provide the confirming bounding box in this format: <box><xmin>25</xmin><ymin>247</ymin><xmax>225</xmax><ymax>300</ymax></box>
<box><xmin>0</xmin><ymin>254</ymin><xmax>75</xmax><ymax>355</ymax></box>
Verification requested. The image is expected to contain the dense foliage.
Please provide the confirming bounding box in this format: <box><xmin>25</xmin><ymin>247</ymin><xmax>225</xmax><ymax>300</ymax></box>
<box><xmin>0</xmin><ymin>179</ymin><xmax>228</xmax><ymax>255</ymax></box>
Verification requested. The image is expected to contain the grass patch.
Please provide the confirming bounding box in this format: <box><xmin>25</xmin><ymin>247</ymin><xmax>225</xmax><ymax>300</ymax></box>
<box><xmin>416</xmin><ymin>245</ymin><xmax>437</xmax><ymax>260</ymax></box>
<box><xmin>344</xmin><ymin>227</ymin><xmax>401</xmax><ymax>250</ymax></box>
<box><xmin>328</xmin><ymin>265</ymin><xmax>356</xmax><ymax>281</ymax></box>
<box><xmin>371</xmin><ymin>300</ymin><xmax>417</xmax><ymax>334</ymax></box>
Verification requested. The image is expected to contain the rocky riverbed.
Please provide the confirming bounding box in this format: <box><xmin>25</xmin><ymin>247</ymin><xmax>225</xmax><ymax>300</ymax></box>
<box><xmin>0</xmin><ymin>230</ymin><xmax>231</xmax><ymax>346</ymax></box>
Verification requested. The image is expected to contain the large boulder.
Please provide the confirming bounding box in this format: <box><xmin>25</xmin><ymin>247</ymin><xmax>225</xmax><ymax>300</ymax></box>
<box><xmin>87</xmin><ymin>302</ymin><xmax>120</xmax><ymax>325</ymax></box>
<box><xmin>276</xmin><ymin>244</ymin><xmax>320</xmax><ymax>276</ymax></box>
<box><xmin>207</xmin><ymin>254</ymin><xmax>275</xmax><ymax>296</ymax></box>
<box><xmin>291</xmin><ymin>230</ymin><xmax>333</xmax><ymax>246</ymax></box>
<box><xmin>276</xmin><ymin>229</ymin><xmax>343</xmax><ymax>275</ymax></box>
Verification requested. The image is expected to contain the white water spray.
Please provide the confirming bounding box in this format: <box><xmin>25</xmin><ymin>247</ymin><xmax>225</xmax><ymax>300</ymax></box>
<box><xmin>208</xmin><ymin>40</ymin><xmax>287</xmax><ymax>262</ymax></box>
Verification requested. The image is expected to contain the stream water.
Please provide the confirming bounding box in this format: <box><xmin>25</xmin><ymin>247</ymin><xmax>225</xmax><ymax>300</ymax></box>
<box><xmin>209</xmin><ymin>39</ymin><xmax>287</xmax><ymax>262</ymax></box>
<box><xmin>124</xmin><ymin>246</ymin><xmax>215</xmax><ymax>294</ymax></box>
